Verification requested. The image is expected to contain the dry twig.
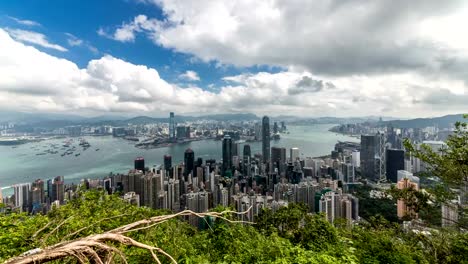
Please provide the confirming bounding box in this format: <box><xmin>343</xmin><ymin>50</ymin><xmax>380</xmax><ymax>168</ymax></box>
<box><xmin>4</xmin><ymin>207</ymin><xmax>252</xmax><ymax>264</ymax></box>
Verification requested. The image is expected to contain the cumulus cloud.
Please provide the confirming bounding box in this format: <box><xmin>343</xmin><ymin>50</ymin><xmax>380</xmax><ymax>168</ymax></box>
<box><xmin>104</xmin><ymin>0</ymin><xmax>468</xmax><ymax>81</ymax></box>
<box><xmin>1</xmin><ymin>28</ymin><xmax>467</xmax><ymax>118</ymax></box>
<box><xmin>7</xmin><ymin>16</ymin><xmax>41</xmax><ymax>27</ymax></box>
<box><xmin>6</xmin><ymin>28</ymin><xmax>67</xmax><ymax>52</ymax></box>
<box><xmin>288</xmin><ymin>76</ymin><xmax>330</xmax><ymax>95</ymax></box>
<box><xmin>98</xmin><ymin>15</ymin><xmax>161</xmax><ymax>42</ymax></box>
<box><xmin>179</xmin><ymin>70</ymin><xmax>200</xmax><ymax>81</ymax></box>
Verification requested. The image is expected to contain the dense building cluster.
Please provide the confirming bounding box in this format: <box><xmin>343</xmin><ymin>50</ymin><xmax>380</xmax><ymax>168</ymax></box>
<box><xmin>0</xmin><ymin>115</ymin><xmax>362</xmax><ymax>227</ymax></box>
<box><xmin>1</xmin><ymin>114</ymin><xmax>464</xmax><ymax>228</ymax></box>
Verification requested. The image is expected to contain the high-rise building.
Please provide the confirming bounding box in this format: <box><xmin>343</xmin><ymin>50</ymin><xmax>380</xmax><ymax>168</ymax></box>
<box><xmin>271</xmin><ymin>147</ymin><xmax>287</xmax><ymax>175</ymax></box>
<box><xmin>31</xmin><ymin>179</ymin><xmax>45</xmax><ymax>213</ymax></box>
<box><xmin>164</xmin><ymin>155</ymin><xmax>172</xmax><ymax>171</ymax></box>
<box><xmin>222</xmin><ymin>135</ymin><xmax>232</xmax><ymax>177</ymax></box>
<box><xmin>290</xmin><ymin>147</ymin><xmax>299</xmax><ymax>162</ymax></box>
<box><xmin>52</xmin><ymin>176</ymin><xmax>65</xmax><ymax>204</ymax></box>
<box><xmin>176</xmin><ymin>126</ymin><xmax>191</xmax><ymax>139</ymax></box>
<box><xmin>262</xmin><ymin>116</ymin><xmax>270</xmax><ymax>163</ymax></box>
<box><xmin>397</xmin><ymin>177</ymin><xmax>419</xmax><ymax>219</ymax></box>
<box><xmin>360</xmin><ymin>135</ymin><xmax>375</xmax><ymax>180</ymax></box>
<box><xmin>184</xmin><ymin>148</ymin><xmax>195</xmax><ymax>178</ymax></box>
<box><xmin>169</xmin><ymin>112</ymin><xmax>175</xmax><ymax>140</ymax></box>
<box><xmin>243</xmin><ymin>144</ymin><xmax>251</xmax><ymax>176</ymax></box>
<box><xmin>13</xmin><ymin>183</ymin><xmax>31</xmax><ymax>212</ymax></box>
<box><xmin>134</xmin><ymin>157</ymin><xmax>145</xmax><ymax>171</ymax></box>
<box><xmin>231</xmin><ymin>142</ymin><xmax>238</xmax><ymax>157</ymax></box>
<box><xmin>360</xmin><ymin>133</ymin><xmax>386</xmax><ymax>182</ymax></box>
<box><xmin>341</xmin><ymin>163</ymin><xmax>355</xmax><ymax>183</ymax></box>
<box><xmin>273</xmin><ymin>122</ymin><xmax>278</xmax><ymax>134</ymax></box>
<box><xmin>254</xmin><ymin>122</ymin><xmax>262</xmax><ymax>141</ymax></box>
<box><xmin>243</xmin><ymin>144</ymin><xmax>251</xmax><ymax>160</ymax></box>
<box><xmin>351</xmin><ymin>150</ymin><xmax>360</xmax><ymax>167</ymax></box>
<box><xmin>386</xmin><ymin>149</ymin><xmax>405</xmax><ymax>183</ymax></box>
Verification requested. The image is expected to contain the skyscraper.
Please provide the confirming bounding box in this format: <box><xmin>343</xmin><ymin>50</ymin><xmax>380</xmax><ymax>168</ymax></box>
<box><xmin>134</xmin><ymin>157</ymin><xmax>145</xmax><ymax>171</ymax></box>
<box><xmin>169</xmin><ymin>112</ymin><xmax>175</xmax><ymax>140</ymax></box>
<box><xmin>13</xmin><ymin>183</ymin><xmax>31</xmax><ymax>212</ymax></box>
<box><xmin>53</xmin><ymin>176</ymin><xmax>65</xmax><ymax>204</ymax></box>
<box><xmin>31</xmin><ymin>179</ymin><xmax>45</xmax><ymax>212</ymax></box>
<box><xmin>262</xmin><ymin>116</ymin><xmax>270</xmax><ymax>163</ymax></box>
<box><xmin>243</xmin><ymin>144</ymin><xmax>251</xmax><ymax>176</ymax></box>
<box><xmin>386</xmin><ymin>149</ymin><xmax>405</xmax><ymax>183</ymax></box>
<box><xmin>360</xmin><ymin>133</ymin><xmax>386</xmax><ymax>182</ymax></box>
<box><xmin>290</xmin><ymin>147</ymin><xmax>299</xmax><ymax>161</ymax></box>
<box><xmin>222</xmin><ymin>135</ymin><xmax>232</xmax><ymax>177</ymax></box>
<box><xmin>184</xmin><ymin>148</ymin><xmax>195</xmax><ymax>178</ymax></box>
<box><xmin>360</xmin><ymin>135</ymin><xmax>376</xmax><ymax>180</ymax></box>
<box><xmin>164</xmin><ymin>155</ymin><xmax>172</xmax><ymax>171</ymax></box>
<box><xmin>271</xmin><ymin>147</ymin><xmax>287</xmax><ymax>175</ymax></box>
<box><xmin>243</xmin><ymin>144</ymin><xmax>251</xmax><ymax>160</ymax></box>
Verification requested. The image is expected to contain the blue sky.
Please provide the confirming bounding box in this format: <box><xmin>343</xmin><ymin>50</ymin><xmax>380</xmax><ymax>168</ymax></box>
<box><xmin>0</xmin><ymin>0</ymin><xmax>467</xmax><ymax>117</ymax></box>
<box><xmin>0</xmin><ymin>0</ymin><xmax>281</xmax><ymax>89</ymax></box>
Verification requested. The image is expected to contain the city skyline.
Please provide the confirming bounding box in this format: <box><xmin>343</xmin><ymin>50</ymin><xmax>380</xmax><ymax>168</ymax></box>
<box><xmin>0</xmin><ymin>2</ymin><xmax>466</xmax><ymax>262</ymax></box>
<box><xmin>1</xmin><ymin>1</ymin><xmax>468</xmax><ymax>118</ymax></box>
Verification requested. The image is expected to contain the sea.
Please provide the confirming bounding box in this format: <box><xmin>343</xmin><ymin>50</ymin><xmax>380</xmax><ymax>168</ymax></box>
<box><xmin>0</xmin><ymin>124</ymin><xmax>358</xmax><ymax>196</ymax></box>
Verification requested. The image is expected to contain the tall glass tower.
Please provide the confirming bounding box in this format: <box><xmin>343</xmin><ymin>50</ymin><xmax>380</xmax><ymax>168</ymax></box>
<box><xmin>262</xmin><ymin>116</ymin><xmax>270</xmax><ymax>163</ymax></box>
<box><xmin>169</xmin><ymin>112</ymin><xmax>175</xmax><ymax>140</ymax></box>
<box><xmin>184</xmin><ymin>148</ymin><xmax>194</xmax><ymax>179</ymax></box>
<box><xmin>243</xmin><ymin>144</ymin><xmax>251</xmax><ymax>176</ymax></box>
<box><xmin>222</xmin><ymin>135</ymin><xmax>232</xmax><ymax>177</ymax></box>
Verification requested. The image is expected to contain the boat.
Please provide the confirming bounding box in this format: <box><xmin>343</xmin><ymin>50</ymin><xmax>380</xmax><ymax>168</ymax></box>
<box><xmin>95</xmin><ymin>148</ymin><xmax>100</xmax><ymax>151</ymax></box>
<box><xmin>75</xmin><ymin>153</ymin><xmax>80</xmax><ymax>156</ymax></box>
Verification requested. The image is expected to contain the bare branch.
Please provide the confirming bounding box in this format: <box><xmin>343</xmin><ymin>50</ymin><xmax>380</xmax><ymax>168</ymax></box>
<box><xmin>4</xmin><ymin>208</ymin><xmax>253</xmax><ymax>264</ymax></box>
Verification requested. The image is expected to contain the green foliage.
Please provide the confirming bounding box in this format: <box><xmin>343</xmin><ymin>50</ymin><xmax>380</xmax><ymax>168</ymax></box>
<box><xmin>352</xmin><ymin>185</ymin><xmax>398</xmax><ymax>222</ymax></box>
<box><xmin>1</xmin><ymin>190</ymin><xmax>467</xmax><ymax>263</ymax></box>
<box><xmin>403</xmin><ymin>114</ymin><xmax>468</xmax><ymax>227</ymax></box>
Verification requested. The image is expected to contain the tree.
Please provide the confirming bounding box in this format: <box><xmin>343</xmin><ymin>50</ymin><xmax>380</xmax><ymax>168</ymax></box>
<box><xmin>402</xmin><ymin>114</ymin><xmax>468</xmax><ymax>227</ymax></box>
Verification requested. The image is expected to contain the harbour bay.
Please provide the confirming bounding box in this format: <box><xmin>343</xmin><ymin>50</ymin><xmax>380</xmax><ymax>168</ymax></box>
<box><xmin>0</xmin><ymin>124</ymin><xmax>358</xmax><ymax>195</ymax></box>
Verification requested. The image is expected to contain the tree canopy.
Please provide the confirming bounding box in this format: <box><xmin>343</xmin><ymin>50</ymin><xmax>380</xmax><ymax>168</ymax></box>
<box><xmin>1</xmin><ymin>190</ymin><xmax>467</xmax><ymax>263</ymax></box>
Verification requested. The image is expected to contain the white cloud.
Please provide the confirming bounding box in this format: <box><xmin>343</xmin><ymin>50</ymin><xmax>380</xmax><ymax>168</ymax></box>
<box><xmin>179</xmin><ymin>70</ymin><xmax>200</xmax><ymax>81</ymax></box>
<box><xmin>65</xmin><ymin>32</ymin><xmax>99</xmax><ymax>54</ymax></box>
<box><xmin>7</xmin><ymin>16</ymin><xmax>41</xmax><ymax>27</ymax></box>
<box><xmin>65</xmin><ymin>33</ymin><xmax>83</xmax><ymax>46</ymax></box>
<box><xmin>105</xmin><ymin>0</ymin><xmax>468</xmax><ymax>82</ymax></box>
<box><xmin>98</xmin><ymin>15</ymin><xmax>161</xmax><ymax>42</ymax></box>
<box><xmin>1</xmin><ymin>27</ymin><xmax>467</xmax><ymax>118</ymax></box>
<box><xmin>6</xmin><ymin>28</ymin><xmax>67</xmax><ymax>52</ymax></box>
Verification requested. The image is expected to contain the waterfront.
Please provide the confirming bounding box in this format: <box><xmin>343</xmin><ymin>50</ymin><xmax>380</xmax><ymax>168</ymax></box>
<box><xmin>0</xmin><ymin>124</ymin><xmax>358</xmax><ymax>194</ymax></box>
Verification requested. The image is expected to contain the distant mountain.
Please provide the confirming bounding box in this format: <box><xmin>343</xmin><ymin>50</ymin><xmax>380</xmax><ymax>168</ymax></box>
<box><xmin>288</xmin><ymin>116</ymin><xmax>386</xmax><ymax>125</ymax></box>
<box><xmin>0</xmin><ymin>111</ymin><xmax>85</xmax><ymax>123</ymax></box>
<box><xmin>83</xmin><ymin>115</ymin><xmax>129</xmax><ymax>122</ymax></box>
<box><xmin>120</xmin><ymin>113</ymin><xmax>259</xmax><ymax>125</ymax></box>
<box><xmin>3</xmin><ymin>111</ymin><xmax>464</xmax><ymax>129</ymax></box>
<box><xmin>382</xmin><ymin>114</ymin><xmax>466</xmax><ymax>129</ymax></box>
<box><xmin>192</xmin><ymin>113</ymin><xmax>258</xmax><ymax>121</ymax></box>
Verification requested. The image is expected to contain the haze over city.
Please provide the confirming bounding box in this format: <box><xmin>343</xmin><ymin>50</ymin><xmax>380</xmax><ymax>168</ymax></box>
<box><xmin>1</xmin><ymin>0</ymin><xmax>468</xmax><ymax>118</ymax></box>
